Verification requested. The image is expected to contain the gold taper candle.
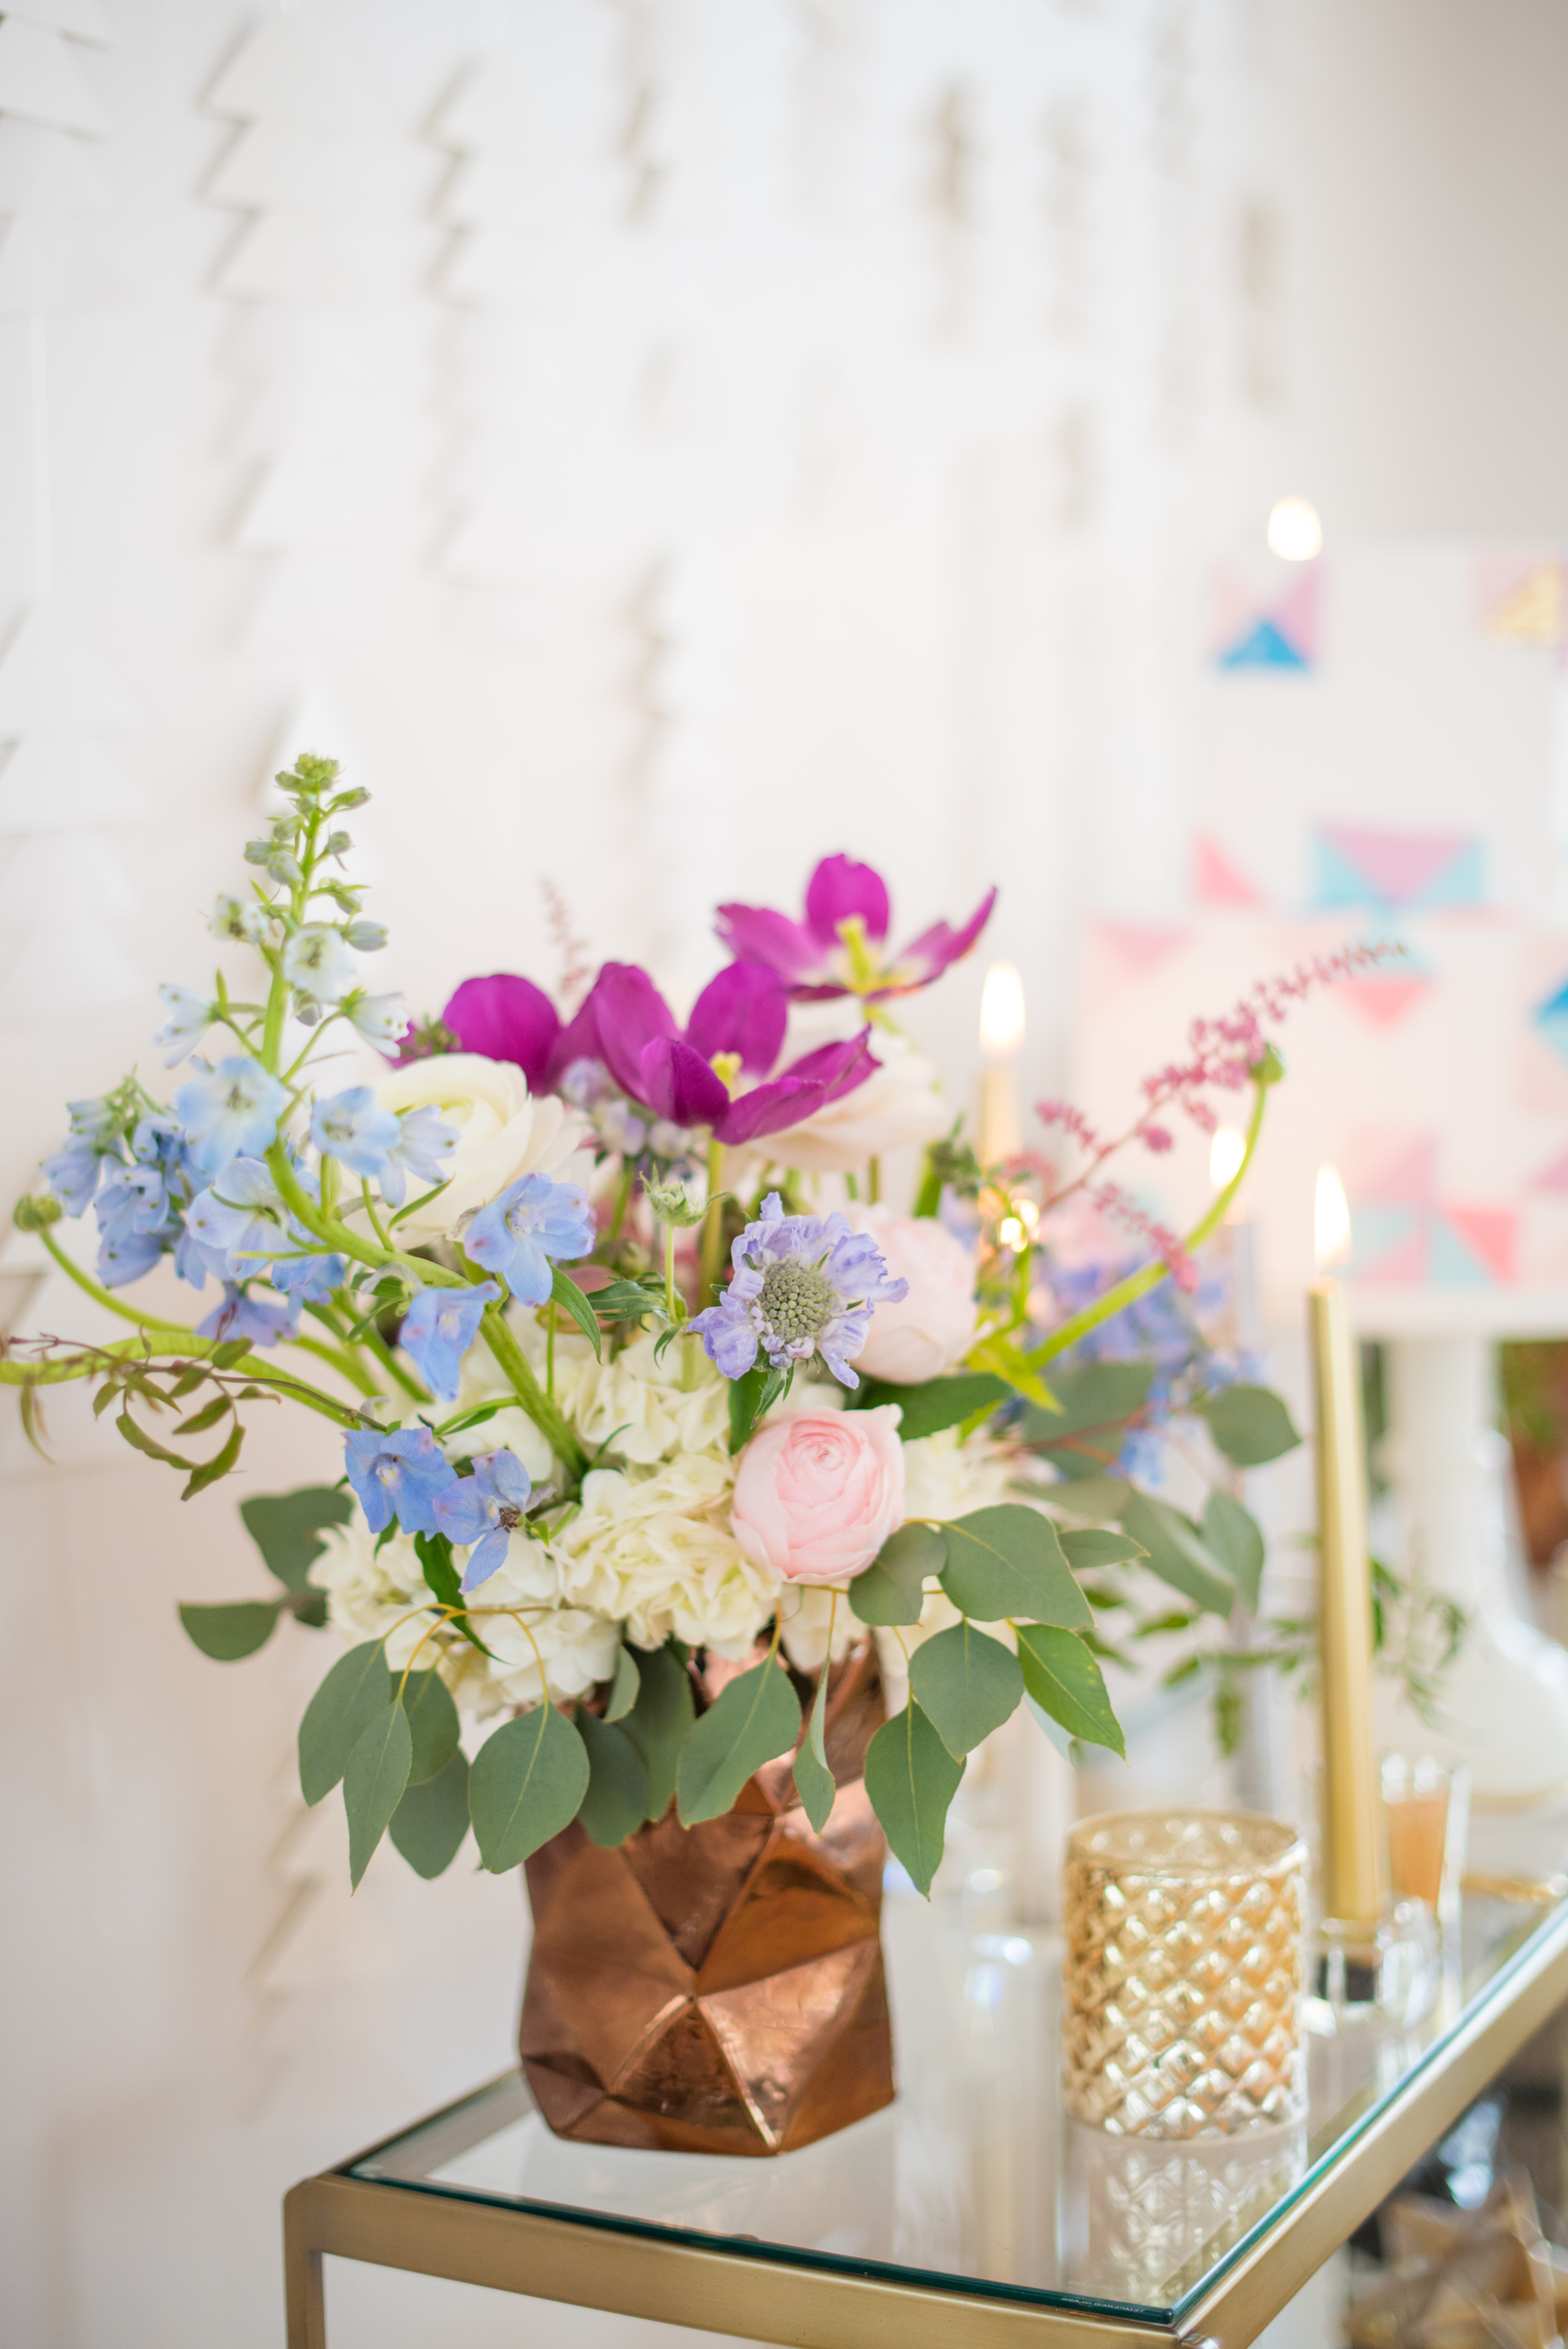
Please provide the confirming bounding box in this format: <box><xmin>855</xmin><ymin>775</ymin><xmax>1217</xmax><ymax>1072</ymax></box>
<box><xmin>1310</xmin><ymin>1166</ymin><xmax>1380</xmax><ymax>1926</ymax></box>
<box><xmin>978</xmin><ymin>960</ymin><xmax>1024</xmax><ymax>1162</ymax></box>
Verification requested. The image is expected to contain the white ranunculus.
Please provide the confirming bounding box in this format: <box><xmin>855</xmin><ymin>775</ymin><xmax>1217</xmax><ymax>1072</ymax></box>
<box><xmin>839</xmin><ymin>1201</ymin><xmax>978</xmax><ymax>1383</ymax></box>
<box><xmin>751</xmin><ymin>1026</ymin><xmax>949</xmax><ymax>1174</ymax></box>
<box><xmin>374</xmin><ymin>1053</ymin><xmax>582</xmax><ymax>1241</ymax></box>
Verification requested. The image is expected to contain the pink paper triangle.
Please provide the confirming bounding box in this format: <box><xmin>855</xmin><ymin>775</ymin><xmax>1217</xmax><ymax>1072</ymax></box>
<box><xmin>1336</xmin><ymin>973</ymin><xmax>1432</xmax><ymax>1029</ymax></box>
<box><xmin>1531</xmin><ymin>1147</ymin><xmax>1568</xmax><ymax>1194</ymax></box>
<box><xmin>1192</xmin><ymin>836</ymin><xmax>1263</xmax><ymax>908</ymax></box>
<box><xmin>1319</xmin><ymin>825</ymin><xmax>1471</xmax><ymax>907</ymax></box>
<box><xmin>1442</xmin><ymin>1205</ymin><xmax>1517</xmax><ymax>1281</ymax></box>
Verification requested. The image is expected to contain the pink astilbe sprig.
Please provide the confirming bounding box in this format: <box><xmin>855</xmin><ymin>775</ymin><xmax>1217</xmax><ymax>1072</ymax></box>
<box><xmin>1035</xmin><ymin>939</ymin><xmax>1401</xmax><ymax>1213</ymax></box>
<box><xmin>540</xmin><ymin>876</ymin><xmax>592</xmax><ymax>1012</ymax></box>
<box><xmin>1090</xmin><ymin>1182</ymin><xmax>1198</xmax><ymax>1294</ymax></box>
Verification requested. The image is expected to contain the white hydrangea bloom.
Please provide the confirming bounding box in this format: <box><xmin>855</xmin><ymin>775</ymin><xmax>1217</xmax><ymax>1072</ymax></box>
<box><xmin>551</xmin><ymin>1330</ymin><xmax>730</xmax><ymax>1464</ymax></box>
<box><xmin>546</xmin><ymin>1453</ymin><xmax>779</xmax><ymax>1659</ymax></box>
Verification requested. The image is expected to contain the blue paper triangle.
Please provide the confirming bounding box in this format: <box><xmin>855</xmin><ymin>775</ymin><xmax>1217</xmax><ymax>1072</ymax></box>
<box><xmin>1217</xmin><ymin>618</ymin><xmax>1311</xmax><ymax>672</ymax></box>
<box><xmin>1414</xmin><ymin>841</ymin><xmax>1484</xmax><ymax>909</ymax></box>
<box><xmin>1350</xmin><ymin>1204</ymin><xmax>1418</xmax><ymax>1276</ymax></box>
<box><xmin>1533</xmin><ymin>983</ymin><xmax>1568</xmax><ymax>1066</ymax></box>
<box><xmin>1428</xmin><ymin>1217</ymin><xmax>1493</xmax><ymax>1285</ymax></box>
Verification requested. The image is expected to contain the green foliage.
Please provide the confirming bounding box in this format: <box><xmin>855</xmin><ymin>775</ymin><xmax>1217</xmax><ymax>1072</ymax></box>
<box><xmin>1059</xmin><ymin>1527</ymin><xmax>1147</xmax><ymax>1571</ymax></box>
<box><xmin>676</xmin><ymin>1658</ymin><xmax>800</xmax><ymax>1827</ymax></box>
<box><xmin>401</xmin><ymin>1668</ymin><xmax>461</xmax><ymax>1786</ymax></box>
<box><xmin>1048</xmin><ymin>1473</ymin><xmax>1132</xmax><ymax>1522</ymax></box>
<box><xmin>938</xmin><ymin>1505</ymin><xmax>1092</xmax><ymax>1628</ymax></box>
<box><xmin>864</xmin><ymin>1703</ymin><xmax>964</xmax><ymax>1896</ymax></box>
<box><xmin>1201</xmin><ymin>1490</ymin><xmax>1265</xmax><ymax>1611</ymax></box>
<box><xmin>412</xmin><ymin>1531</ymin><xmax>494</xmax><ymax>1658</ymax></box>
<box><xmin>576</xmin><ymin>1713</ymin><xmax>652</xmax><ymax>1848</ymax></box>
<box><xmin>1015</xmin><ymin>1625</ymin><xmax>1125</xmax><ymax>1756</ymax></box>
<box><xmin>604</xmin><ymin>1643</ymin><xmax>641</xmax><ymax>1722</ymax></box>
<box><xmin>1197</xmin><ymin>1384</ymin><xmax>1301</xmax><ymax>1467</ymax></box>
<box><xmin>177</xmin><ymin>1599</ymin><xmax>287</xmax><ymax>1660</ymax></box>
<box><xmin>1019</xmin><ymin>1361</ymin><xmax>1156</xmax><ymax>1474</ymax></box>
<box><xmin>727</xmin><ymin>1361</ymin><xmax>792</xmax><ymax>1449</ymax></box>
<box><xmin>793</xmin><ymin>1665</ymin><xmax>836</xmax><ymax>1833</ymax></box>
<box><xmin>620</xmin><ymin>1645</ymin><xmax>695</xmax><ymax>1821</ymax></box>
<box><xmin>239</xmin><ymin>1484</ymin><xmax>352</xmax><ymax>1616</ymax></box>
<box><xmin>298</xmin><ymin>1640</ymin><xmax>391</xmax><ymax>1805</ymax></box>
<box><xmin>848</xmin><ymin>1521</ymin><xmax>943</xmax><ymax>1626</ymax></box>
<box><xmin>1118</xmin><ymin>1490</ymin><xmax>1235</xmax><ymax>1615</ymax></box>
<box><xmin>469</xmin><ymin>1704</ymin><xmax>590</xmax><ymax>1873</ymax></box>
<box><xmin>908</xmin><ymin>1622</ymin><xmax>1023</xmax><ymax>1757</ymax></box>
<box><xmin>853</xmin><ymin>1372</ymin><xmax>1008</xmax><ymax>1439</ymax></box>
<box><xmin>549</xmin><ymin>1267</ymin><xmax>603</xmax><ymax>1358</ymax></box>
<box><xmin>344</xmin><ymin>1701</ymin><xmax>413</xmax><ymax>1888</ymax></box>
<box><xmin>390</xmin><ymin>1748</ymin><xmax>470</xmax><ymax>1879</ymax></box>
<box><xmin>586</xmin><ymin>1279</ymin><xmax>670</xmax><ymax>1327</ymax></box>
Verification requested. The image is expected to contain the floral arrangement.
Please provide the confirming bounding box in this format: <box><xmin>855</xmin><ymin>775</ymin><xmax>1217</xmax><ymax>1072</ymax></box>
<box><xmin>5</xmin><ymin>754</ymin><xmax>1357</xmax><ymax>1895</ymax></box>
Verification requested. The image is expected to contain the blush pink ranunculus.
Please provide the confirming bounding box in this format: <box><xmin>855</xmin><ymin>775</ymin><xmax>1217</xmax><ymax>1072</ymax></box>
<box><xmin>840</xmin><ymin>1202</ymin><xmax>978</xmax><ymax>1385</ymax></box>
<box><xmin>731</xmin><ymin>1405</ymin><xmax>906</xmax><ymax>1586</ymax></box>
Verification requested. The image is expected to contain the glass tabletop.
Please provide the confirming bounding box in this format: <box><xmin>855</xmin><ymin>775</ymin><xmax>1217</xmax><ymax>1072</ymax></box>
<box><xmin>347</xmin><ymin>1860</ymin><xmax>1568</xmax><ymax>2326</ymax></box>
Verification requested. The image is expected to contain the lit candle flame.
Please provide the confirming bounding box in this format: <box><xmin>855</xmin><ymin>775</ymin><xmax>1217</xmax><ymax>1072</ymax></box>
<box><xmin>1315</xmin><ymin>1164</ymin><xmax>1352</xmax><ymax>1271</ymax></box>
<box><xmin>979</xmin><ymin>960</ymin><xmax>1025</xmax><ymax>1060</ymax></box>
<box><xmin>1210</xmin><ymin>1125</ymin><xmax>1246</xmax><ymax>1190</ymax></box>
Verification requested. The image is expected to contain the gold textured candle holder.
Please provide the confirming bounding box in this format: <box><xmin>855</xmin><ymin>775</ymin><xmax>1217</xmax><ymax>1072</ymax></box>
<box><xmin>1063</xmin><ymin>1810</ymin><xmax>1307</xmax><ymax>2138</ymax></box>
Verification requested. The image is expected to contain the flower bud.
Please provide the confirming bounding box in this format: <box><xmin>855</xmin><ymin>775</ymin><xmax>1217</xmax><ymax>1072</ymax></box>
<box><xmin>331</xmin><ymin>786</ymin><xmax>370</xmax><ymax>810</ymax></box>
<box><xmin>325</xmin><ymin>830</ymin><xmax>351</xmax><ymax>857</ymax></box>
<box><xmin>267</xmin><ymin>851</ymin><xmax>303</xmax><ymax>885</ymax></box>
<box><xmin>14</xmin><ymin>1193</ymin><xmax>62</xmax><ymax>1230</ymax></box>
<box><xmin>294</xmin><ymin>998</ymin><xmax>323</xmax><ymax>1026</ymax></box>
<box><xmin>243</xmin><ymin>838</ymin><xmax>273</xmax><ymax>865</ymax></box>
<box><xmin>345</xmin><ymin>920</ymin><xmax>387</xmax><ymax>951</ymax></box>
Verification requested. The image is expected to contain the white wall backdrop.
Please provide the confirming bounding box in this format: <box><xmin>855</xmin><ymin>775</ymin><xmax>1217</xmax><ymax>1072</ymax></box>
<box><xmin>0</xmin><ymin>3</ymin><xmax>1300</xmax><ymax>2342</ymax></box>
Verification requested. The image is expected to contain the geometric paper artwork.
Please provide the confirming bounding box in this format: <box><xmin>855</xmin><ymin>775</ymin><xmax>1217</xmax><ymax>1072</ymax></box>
<box><xmin>1312</xmin><ymin>826</ymin><xmax>1485</xmax><ymax>915</ymax></box>
<box><xmin>1346</xmin><ymin>1132</ymin><xmax>1517</xmax><ymax>1285</ymax></box>
<box><xmin>1212</xmin><ymin>566</ymin><xmax>1318</xmax><ymax>672</ymax></box>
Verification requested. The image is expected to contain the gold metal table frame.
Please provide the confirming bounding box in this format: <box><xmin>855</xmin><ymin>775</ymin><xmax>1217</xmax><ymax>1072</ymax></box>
<box><xmin>284</xmin><ymin>1889</ymin><xmax>1568</xmax><ymax>2349</ymax></box>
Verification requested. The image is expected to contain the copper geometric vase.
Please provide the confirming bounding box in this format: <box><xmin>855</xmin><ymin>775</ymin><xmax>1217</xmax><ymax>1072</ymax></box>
<box><xmin>519</xmin><ymin>1642</ymin><xmax>896</xmax><ymax>2157</ymax></box>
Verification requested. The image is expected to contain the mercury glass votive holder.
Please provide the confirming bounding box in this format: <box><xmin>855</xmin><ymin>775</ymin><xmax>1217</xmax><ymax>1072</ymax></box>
<box><xmin>1063</xmin><ymin>1810</ymin><xmax>1307</xmax><ymax>2139</ymax></box>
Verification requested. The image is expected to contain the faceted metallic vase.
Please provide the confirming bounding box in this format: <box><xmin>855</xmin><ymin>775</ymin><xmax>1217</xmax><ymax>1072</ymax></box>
<box><xmin>519</xmin><ymin>1646</ymin><xmax>896</xmax><ymax>2156</ymax></box>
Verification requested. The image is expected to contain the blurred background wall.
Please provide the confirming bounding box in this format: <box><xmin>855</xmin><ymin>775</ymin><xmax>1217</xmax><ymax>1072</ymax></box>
<box><xmin>6</xmin><ymin>3</ymin><xmax>1568</xmax><ymax>2342</ymax></box>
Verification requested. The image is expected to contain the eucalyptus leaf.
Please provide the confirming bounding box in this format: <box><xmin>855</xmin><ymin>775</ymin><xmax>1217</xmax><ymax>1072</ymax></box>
<box><xmin>938</xmin><ymin>1506</ymin><xmax>1092</xmax><ymax>1628</ymax></box>
<box><xmin>1060</xmin><ymin>1527</ymin><xmax>1149</xmax><ymax>1571</ymax></box>
<box><xmin>1018</xmin><ymin>1361</ymin><xmax>1155</xmax><ymax>1471</ymax></box>
<box><xmin>908</xmin><ymin>1621</ymin><xmax>1024</xmax><ymax>1757</ymax></box>
<box><xmin>676</xmin><ymin>1659</ymin><xmax>801</xmax><ymax>1827</ymax></box>
<box><xmin>390</xmin><ymin>1747</ymin><xmax>470</xmax><ymax>1879</ymax></box>
<box><xmin>1119</xmin><ymin>1490</ymin><xmax>1235</xmax><ymax>1616</ymax></box>
<box><xmin>469</xmin><ymin>1704</ymin><xmax>590</xmax><ymax>1873</ymax></box>
<box><xmin>1198</xmin><ymin>1384</ymin><xmax>1302</xmax><ymax>1468</ymax></box>
<box><xmin>298</xmin><ymin>1639</ymin><xmax>392</xmax><ymax>1806</ymax></box>
<box><xmin>1050</xmin><ymin>1475</ymin><xmax>1132</xmax><ymax>1523</ymax></box>
<box><xmin>1016</xmin><ymin>1625</ymin><xmax>1125</xmax><ymax>1756</ymax></box>
<box><xmin>550</xmin><ymin>1267</ymin><xmax>603</xmax><ymax>1359</ymax></box>
<box><xmin>864</xmin><ymin>1703</ymin><xmax>964</xmax><ymax>1896</ymax></box>
<box><xmin>401</xmin><ymin>1668</ymin><xmax>461</xmax><ymax>1786</ymax></box>
<box><xmin>604</xmin><ymin>1643</ymin><xmax>641</xmax><ymax>1723</ymax></box>
<box><xmin>241</xmin><ymin>1485</ymin><xmax>355</xmax><ymax>1594</ymax></box>
<box><xmin>793</xmin><ymin>1665</ymin><xmax>835</xmax><ymax>1833</ymax></box>
<box><xmin>178</xmin><ymin>1598</ymin><xmax>286</xmax><ymax>1661</ymax></box>
<box><xmin>576</xmin><ymin>1713</ymin><xmax>651</xmax><ymax>1849</ymax></box>
<box><xmin>621</xmin><ymin>1645</ymin><xmax>695</xmax><ymax>1821</ymax></box>
<box><xmin>344</xmin><ymin>1701</ymin><xmax>413</xmax><ymax>1888</ymax></box>
<box><xmin>849</xmin><ymin>1521</ymin><xmax>944</xmax><ymax>1627</ymax></box>
<box><xmin>854</xmin><ymin>1372</ymin><xmax>1008</xmax><ymax>1440</ymax></box>
<box><xmin>1201</xmin><ymin>1489</ymin><xmax>1266</xmax><ymax>1611</ymax></box>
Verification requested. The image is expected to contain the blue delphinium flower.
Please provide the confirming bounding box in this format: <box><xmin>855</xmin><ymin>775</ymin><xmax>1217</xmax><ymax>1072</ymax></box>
<box><xmin>92</xmin><ymin>1116</ymin><xmax>196</xmax><ymax>1286</ymax></box>
<box><xmin>432</xmin><ymin>1448</ymin><xmax>533</xmax><ymax>1590</ymax></box>
<box><xmin>174</xmin><ymin>1056</ymin><xmax>287</xmax><ymax>1175</ymax></box>
<box><xmin>347</xmin><ymin>992</ymin><xmax>411</xmax><ymax>1049</ymax></box>
<box><xmin>689</xmin><ymin>1191</ymin><xmax>908</xmax><ymax>1387</ymax></box>
<box><xmin>197</xmin><ymin>1282</ymin><xmax>300</xmax><ymax>1348</ymax></box>
<box><xmin>184</xmin><ymin>1158</ymin><xmax>345</xmax><ymax>1301</ymax></box>
<box><xmin>311</xmin><ymin>1087</ymin><xmax>401</xmax><ymax>1179</ymax></box>
<box><xmin>344</xmin><ymin>1424</ymin><xmax>458</xmax><ymax>1537</ymax></box>
<box><xmin>463</xmin><ymin>1174</ymin><xmax>595</xmax><ymax>1304</ymax></box>
<box><xmin>42</xmin><ymin>1095</ymin><xmax>122</xmax><ymax>1214</ymax></box>
<box><xmin>153</xmin><ymin>984</ymin><xmax>212</xmax><ymax>1068</ymax></box>
<box><xmin>398</xmin><ymin>1281</ymin><xmax>499</xmax><ymax>1401</ymax></box>
<box><xmin>281</xmin><ymin>925</ymin><xmax>356</xmax><ymax>1004</ymax></box>
<box><xmin>379</xmin><ymin>1105</ymin><xmax>457</xmax><ymax>1208</ymax></box>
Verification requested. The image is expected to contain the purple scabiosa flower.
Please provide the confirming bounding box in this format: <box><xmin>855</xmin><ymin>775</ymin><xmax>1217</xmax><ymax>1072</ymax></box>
<box><xmin>174</xmin><ymin>1056</ymin><xmax>287</xmax><ymax>1175</ymax></box>
<box><xmin>197</xmin><ymin>1282</ymin><xmax>300</xmax><ymax>1349</ymax></box>
<box><xmin>310</xmin><ymin>1086</ymin><xmax>401</xmax><ymax>1180</ymax></box>
<box><xmin>153</xmin><ymin>984</ymin><xmax>212</xmax><ymax>1068</ymax></box>
<box><xmin>715</xmin><ymin>855</ymin><xmax>996</xmax><ymax>1004</ymax></box>
<box><xmin>463</xmin><ymin>1173</ymin><xmax>594</xmax><ymax>1304</ymax></box>
<box><xmin>432</xmin><ymin>1448</ymin><xmax>533</xmax><ymax>1590</ymax></box>
<box><xmin>689</xmin><ymin>1191</ymin><xmax>909</xmax><ymax>1388</ymax></box>
<box><xmin>398</xmin><ymin>1281</ymin><xmax>500</xmax><ymax>1401</ymax></box>
<box><xmin>344</xmin><ymin>1424</ymin><xmax>459</xmax><ymax>1537</ymax></box>
<box><xmin>281</xmin><ymin>924</ymin><xmax>356</xmax><ymax>1004</ymax></box>
<box><xmin>379</xmin><ymin>1104</ymin><xmax>457</xmax><ymax>1208</ymax></box>
<box><xmin>346</xmin><ymin>992</ymin><xmax>411</xmax><ymax>1050</ymax></box>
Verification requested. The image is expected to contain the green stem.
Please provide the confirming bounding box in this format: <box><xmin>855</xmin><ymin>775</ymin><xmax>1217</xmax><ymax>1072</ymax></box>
<box><xmin>603</xmin><ymin>1162</ymin><xmax>635</xmax><ymax>1253</ymax></box>
<box><xmin>360</xmin><ymin>1318</ymin><xmax>429</xmax><ymax>1404</ymax></box>
<box><xmin>480</xmin><ymin>1302</ymin><xmax>588</xmax><ymax>1479</ymax></box>
<box><xmin>0</xmin><ymin>1334</ymin><xmax>360</xmax><ymax>1426</ymax></box>
<box><xmin>868</xmin><ymin>1155</ymin><xmax>881</xmax><ymax>1205</ymax></box>
<box><xmin>1027</xmin><ymin>1072</ymin><xmax>1270</xmax><ymax>1370</ymax></box>
<box><xmin>289</xmin><ymin>1330</ymin><xmax>381</xmax><ymax>1393</ymax></box>
<box><xmin>266</xmin><ymin>1144</ymin><xmax>464</xmax><ymax>1293</ymax></box>
<box><xmin>36</xmin><ymin>1226</ymin><xmax>201</xmax><ymax>1340</ymax></box>
<box><xmin>699</xmin><ymin>1138</ymin><xmax>726</xmax><ymax>1301</ymax></box>
<box><xmin>664</xmin><ymin>1220</ymin><xmax>678</xmax><ymax>1325</ymax></box>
